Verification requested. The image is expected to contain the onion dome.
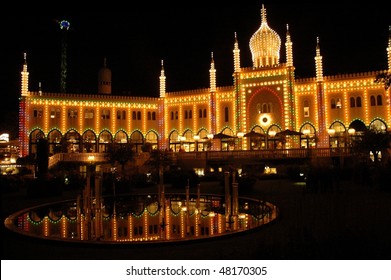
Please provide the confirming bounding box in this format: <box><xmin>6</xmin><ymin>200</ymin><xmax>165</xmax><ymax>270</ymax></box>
<box><xmin>249</xmin><ymin>5</ymin><xmax>281</xmax><ymax>68</ymax></box>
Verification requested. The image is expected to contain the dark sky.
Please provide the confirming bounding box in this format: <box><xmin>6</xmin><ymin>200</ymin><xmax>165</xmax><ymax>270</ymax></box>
<box><xmin>1</xmin><ymin>2</ymin><xmax>390</xmax><ymax>137</ymax></box>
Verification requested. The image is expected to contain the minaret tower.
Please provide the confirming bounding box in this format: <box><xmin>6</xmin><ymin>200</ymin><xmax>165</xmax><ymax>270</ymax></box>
<box><xmin>59</xmin><ymin>20</ymin><xmax>70</xmax><ymax>93</ymax></box>
<box><xmin>285</xmin><ymin>24</ymin><xmax>293</xmax><ymax>68</ymax></box>
<box><xmin>233</xmin><ymin>32</ymin><xmax>241</xmax><ymax>73</ymax></box>
<box><xmin>285</xmin><ymin>24</ymin><xmax>296</xmax><ymax>132</ymax></box>
<box><xmin>209</xmin><ymin>52</ymin><xmax>216</xmax><ymax>93</ymax></box>
<box><xmin>233</xmin><ymin>32</ymin><xmax>244</xmax><ymax>138</ymax></box>
<box><xmin>387</xmin><ymin>26</ymin><xmax>391</xmax><ymax>73</ymax></box>
<box><xmin>19</xmin><ymin>53</ymin><xmax>30</xmax><ymax>157</ymax></box>
<box><xmin>159</xmin><ymin>60</ymin><xmax>166</xmax><ymax>98</ymax></box>
<box><xmin>158</xmin><ymin>60</ymin><xmax>167</xmax><ymax>150</ymax></box>
<box><xmin>21</xmin><ymin>52</ymin><xmax>29</xmax><ymax>97</ymax></box>
<box><xmin>209</xmin><ymin>52</ymin><xmax>217</xmax><ymax>137</ymax></box>
<box><xmin>314</xmin><ymin>37</ymin><xmax>328</xmax><ymax>148</ymax></box>
<box><xmin>98</xmin><ymin>58</ymin><xmax>112</xmax><ymax>94</ymax></box>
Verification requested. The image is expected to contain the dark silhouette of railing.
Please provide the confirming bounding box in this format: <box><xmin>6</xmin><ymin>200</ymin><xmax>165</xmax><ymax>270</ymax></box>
<box><xmin>48</xmin><ymin>148</ymin><xmax>354</xmax><ymax>169</ymax></box>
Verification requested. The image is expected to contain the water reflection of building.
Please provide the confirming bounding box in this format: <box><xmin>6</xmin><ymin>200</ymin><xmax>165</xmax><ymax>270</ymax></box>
<box><xmin>12</xmin><ymin>194</ymin><xmax>277</xmax><ymax>242</ymax></box>
<box><xmin>18</xmin><ymin>5</ymin><xmax>390</xmax><ymax>158</ymax></box>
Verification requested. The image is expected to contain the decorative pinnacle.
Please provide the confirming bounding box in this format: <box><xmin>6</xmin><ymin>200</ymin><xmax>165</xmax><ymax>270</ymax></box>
<box><xmin>261</xmin><ymin>4</ymin><xmax>267</xmax><ymax>23</ymax></box>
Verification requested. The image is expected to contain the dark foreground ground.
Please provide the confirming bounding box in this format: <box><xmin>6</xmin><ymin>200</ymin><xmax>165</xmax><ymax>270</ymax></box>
<box><xmin>2</xmin><ymin>177</ymin><xmax>391</xmax><ymax>260</ymax></box>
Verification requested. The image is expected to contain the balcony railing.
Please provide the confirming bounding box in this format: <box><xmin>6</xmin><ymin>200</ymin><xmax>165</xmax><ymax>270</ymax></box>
<box><xmin>48</xmin><ymin>148</ymin><xmax>354</xmax><ymax>169</ymax></box>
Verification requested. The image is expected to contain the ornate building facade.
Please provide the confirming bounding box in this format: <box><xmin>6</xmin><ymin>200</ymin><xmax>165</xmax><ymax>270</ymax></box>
<box><xmin>18</xmin><ymin>5</ymin><xmax>391</xmax><ymax>158</ymax></box>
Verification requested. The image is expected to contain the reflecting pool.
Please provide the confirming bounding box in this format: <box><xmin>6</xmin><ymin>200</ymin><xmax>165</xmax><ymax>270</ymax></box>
<box><xmin>4</xmin><ymin>190</ymin><xmax>278</xmax><ymax>243</ymax></box>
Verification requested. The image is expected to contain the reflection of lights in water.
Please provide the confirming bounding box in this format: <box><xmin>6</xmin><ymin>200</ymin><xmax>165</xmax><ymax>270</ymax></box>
<box><xmin>5</xmin><ymin>194</ymin><xmax>278</xmax><ymax>243</ymax></box>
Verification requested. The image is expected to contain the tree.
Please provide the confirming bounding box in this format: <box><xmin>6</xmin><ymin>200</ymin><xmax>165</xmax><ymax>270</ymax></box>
<box><xmin>354</xmin><ymin>129</ymin><xmax>391</xmax><ymax>164</ymax></box>
<box><xmin>144</xmin><ymin>149</ymin><xmax>173</xmax><ymax>184</ymax></box>
<box><xmin>107</xmin><ymin>143</ymin><xmax>135</xmax><ymax>174</ymax></box>
<box><xmin>374</xmin><ymin>72</ymin><xmax>391</xmax><ymax>90</ymax></box>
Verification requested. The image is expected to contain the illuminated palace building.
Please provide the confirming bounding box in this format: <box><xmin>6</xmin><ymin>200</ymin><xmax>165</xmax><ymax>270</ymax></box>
<box><xmin>18</xmin><ymin>6</ymin><xmax>391</xmax><ymax>159</ymax></box>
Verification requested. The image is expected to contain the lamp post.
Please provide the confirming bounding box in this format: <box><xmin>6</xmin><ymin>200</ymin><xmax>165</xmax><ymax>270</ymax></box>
<box><xmin>180</xmin><ymin>136</ymin><xmax>186</xmax><ymax>152</ymax></box>
<box><xmin>303</xmin><ymin>129</ymin><xmax>310</xmax><ymax>149</ymax></box>
<box><xmin>268</xmin><ymin>130</ymin><xmax>276</xmax><ymax>149</ymax></box>
<box><xmin>207</xmin><ymin>133</ymin><xmax>214</xmax><ymax>151</ymax></box>
<box><xmin>237</xmin><ymin>132</ymin><xmax>244</xmax><ymax>150</ymax></box>
<box><xmin>193</xmin><ymin>135</ymin><xmax>200</xmax><ymax>152</ymax></box>
<box><xmin>348</xmin><ymin>128</ymin><xmax>356</xmax><ymax>148</ymax></box>
<box><xmin>328</xmin><ymin>128</ymin><xmax>336</xmax><ymax>147</ymax></box>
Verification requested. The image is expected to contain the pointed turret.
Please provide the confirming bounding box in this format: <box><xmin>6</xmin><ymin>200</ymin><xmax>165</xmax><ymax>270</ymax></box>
<box><xmin>159</xmin><ymin>60</ymin><xmax>166</xmax><ymax>98</ymax></box>
<box><xmin>209</xmin><ymin>52</ymin><xmax>216</xmax><ymax>93</ymax></box>
<box><xmin>285</xmin><ymin>24</ymin><xmax>293</xmax><ymax>67</ymax></box>
<box><xmin>315</xmin><ymin>37</ymin><xmax>324</xmax><ymax>82</ymax></box>
<box><xmin>21</xmin><ymin>53</ymin><xmax>29</xmax><ymax>97</ymax></box>
<box><xmin>387</xmin><ymin>26</ymin><xmax>391</xmax><ymax>72</ymax></box>
<box><xmin>233</xmin><ymin>32</ymin><xmax>241</xmax><ymax>73</ymax></box>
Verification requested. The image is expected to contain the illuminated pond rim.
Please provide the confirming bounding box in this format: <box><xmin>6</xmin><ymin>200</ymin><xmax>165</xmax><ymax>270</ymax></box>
<box><xmin>4</xmin><ymin>193</ymin><xmax>279</xmax><ymax>244</ymax></box>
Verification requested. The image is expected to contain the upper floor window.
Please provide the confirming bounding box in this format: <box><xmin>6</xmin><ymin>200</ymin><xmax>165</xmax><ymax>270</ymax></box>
<box><xmin>224</xmin><ymin>107</ymin><xmax>229</xmax><ymax>122</ymax></box>
<box><xmin>370</xmin><ymin>95</ymin><xmax>376</xmax><ymax>106</ymax></box>
<box><xmin>68</xmin><ymin>109</ymin><xmax>78</xmax><ymax>119</ymax></box>
<box><xmin>85</xmin><ymin>109</ymin><xmax>94</xmax><ymax>119</ymax></box>
<box><xmin>101</xmin><ymin>109</ymin><xmax>110</xmax><ymax>120</ymax></box>
<box><xmin>350</xmin><ymin>97</ymin><xmax>356</xmax><ymax>108</ymax></box>
<box><xmin>33</xmin><ymin>108</ymin><xmax>43</xmax><ymax>118</ymax></box>
<box><xmin>356</xmin><ymin>97</ymin><xmax>362</xmax><ymax>107</ymax></box>
<box><xmin>50</xmin><ymin>108</ymin><xmax>60</xmax><ymax>119</ymax></box>
<box><xmin>377</xmin><ymin>95</ymin><xmax>383</xmax><ymax>106</ymax></box>
<box><xmin>303</xmin><ymin>100</ymin><xmax>310</xmax><ymax>117</ymax></box>
<box><xmin>336</xmin><ymin>98</ymin><xmax>342</xmax><ymax>109</ymax></box>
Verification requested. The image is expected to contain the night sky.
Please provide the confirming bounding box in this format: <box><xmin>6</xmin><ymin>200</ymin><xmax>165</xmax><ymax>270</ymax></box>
<box><xmin>1</xmin><ymin>2</ymin><xmax>390</xmax><ymax>138</ymax></box>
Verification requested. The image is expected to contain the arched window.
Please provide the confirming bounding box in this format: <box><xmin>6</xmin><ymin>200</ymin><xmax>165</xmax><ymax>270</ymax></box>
<box><xmin>336</xmin><ymin>98</ymin><xmax>342</xmax><ymax>109</ymax></box>
<box><xmin>152</xmin><ymin>112</ymin><xmax>156</xmax><ymax>120</ymax></box>
<box><xmin>203</xmin><ymin>109</ymin><xmax>207</xmax><ymax>118</ymax></box>
<box><xmin>184</xmin><ymin>110</ymin><xmax>188</xmax><ymax>119</ymax></box>
<box><xmin>189</xmin><ymin>110</ymin><xmax>192</xmax><ymax>119</ymax></box>
<box><xmin>370</xmin><ymin>95</ymin><xmax>376</xmax><ymax>106</ymax></box>
<box><xmin>303</xmin><ymin>100</ymin><xmax>309</xmax><ymax>117</ymax></box>
<box><xmin>224</xmin><ymin>107</ymin><xmax>229</xmax><ymax>122</ymax></box>
<box><xmin>132</xmin><ymin>111</ymin><xmax>137</xmax><ymax>120</ymax></box>
<box><xmin>356</xmin><ymin>97</ymin><xmax>362</xmax><ymax>107</ymax></box>
<box><xmin>262</xmin><ymin>103</ymin><xmax>268</xmax><ymax>113</ymax></box>
<box><xmin>199</xmin><ymin>109</ymin><xmax>202</xmax><ymax>118</ymax></box>
<box><xmin>331</xmin><ymin>99</ymin><xmax>336</xmax><ymax>109</ymax></box>
<box><xmin>122</xmin><ymin>110</ymin><xmax>126</xmax><ymax>120</ymax></box>
<box><xmin>175</xmin><ymin>111</ymin><xmax>178</xmax><ymax>120</ymax></box>
<box><xmin>171</xmin><ymin>111</ymin><xmax>174</xmax><ymax>120</ymax></box>
<box><xmin>137</xmin><ymin>111</ymin><xmax>141</xmax><ymax>120</ymax></box>
<box><xmin>377</xmin><ymin>95</ymin><xmax>383</xmax><ymax>106</ymax></box>
<box><xmin>68</xmin><ymin>109</ymin><xmax>78</xmax><ymax>119</ymax></box>
<box><xmin>350</xmin><ymin>97</ymin><xmax>355</xmax><ymax>107</ymax></box>
<box><xmin>84</xmin><ymin>109</ymin><xmax>93</xmax><ymax>119</ymax></box>
<box><xmin>101</xmin><ymin>109</ymin><xmax>110</xmax><ymax>119</ymax></box>
<box><xmin>147</xmin><ymin>112</ymin><xmax>151</xmax><ymax>120</ymax></box>
<box><xmin>117</xmin><ymin>110</ymin><xmax>121</xmax><ymax>120</ymax></box>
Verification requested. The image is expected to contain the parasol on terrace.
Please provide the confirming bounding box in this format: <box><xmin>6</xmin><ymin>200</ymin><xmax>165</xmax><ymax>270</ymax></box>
<box><xmin>275</xmin><ymin>129</ymin><xmax>303</xmax><ymax>137</ymax></box>
<box><xmin>213</xmin><ymin>132</ymin><xmax>237</xmax><ymax>139</ymax></box>
<box><xmin>243</xmin><ymin>131</ymin><xmax>266</xmax><ymax>138</ymax></box>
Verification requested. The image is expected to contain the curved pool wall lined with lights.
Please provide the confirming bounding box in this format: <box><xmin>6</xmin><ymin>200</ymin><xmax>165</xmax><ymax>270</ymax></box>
<box><xmin>4</xmin><ymin>192</ymin><xmax>278</xmax><ymax>244</ymax></box>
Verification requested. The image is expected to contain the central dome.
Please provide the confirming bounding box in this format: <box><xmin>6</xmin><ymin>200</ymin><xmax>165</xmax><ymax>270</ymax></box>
<box><xmin>249</xmin><ymin>5</ymin><xmax>281</xmax><ymax>68</ymax></box>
